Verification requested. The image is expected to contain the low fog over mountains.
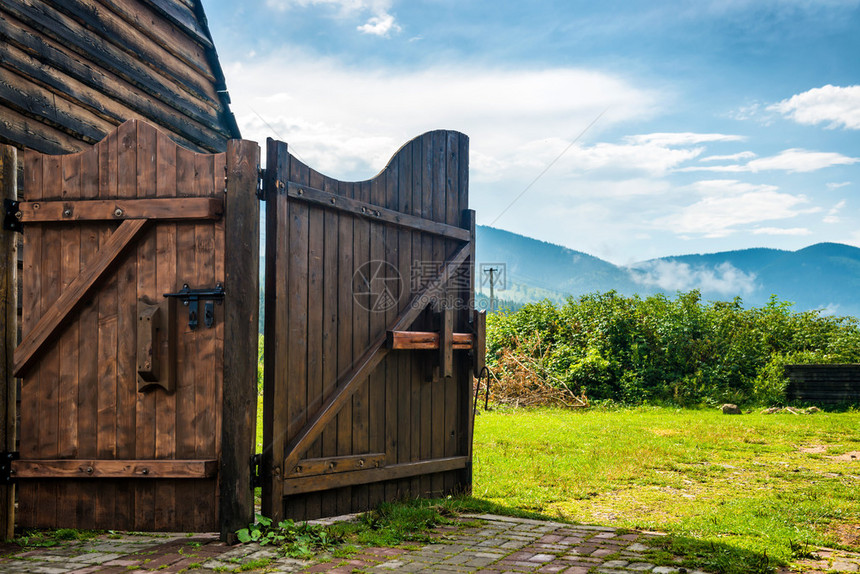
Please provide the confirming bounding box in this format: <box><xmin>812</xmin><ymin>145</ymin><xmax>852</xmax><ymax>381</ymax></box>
<box><xmin>475</xmin><ymin>226</ymin><xmax>860</xmax><ymax>317</ymax></box>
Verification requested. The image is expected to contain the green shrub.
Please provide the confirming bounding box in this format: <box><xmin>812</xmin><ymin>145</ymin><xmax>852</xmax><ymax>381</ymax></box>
<box><xmin>487</xmin><ymin>291</ymin><xmax>860</xmax><ymax>406</ymax></box>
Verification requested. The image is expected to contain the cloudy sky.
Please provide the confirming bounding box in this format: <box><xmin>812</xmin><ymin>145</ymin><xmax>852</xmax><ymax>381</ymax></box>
<box><xmin>204</xmin><ymin>0</ymin><xmax>860</xmax><ymax>264</ymax></box>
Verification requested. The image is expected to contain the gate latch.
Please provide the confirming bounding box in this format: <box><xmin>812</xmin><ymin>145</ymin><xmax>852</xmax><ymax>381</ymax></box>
<box><xmin>163</xmin><ymin>283</ymin><xmax>225</xmax><ymax>330</ymax></box>
<box><xmin>0</xmin><ymin>452</ymin><xmax>19</xmax><ymax>484</ymax></box>
<box><xmin>2</xmin><ymin>199</ymin><xmax>22</xmax><ymax>233</ymax></box>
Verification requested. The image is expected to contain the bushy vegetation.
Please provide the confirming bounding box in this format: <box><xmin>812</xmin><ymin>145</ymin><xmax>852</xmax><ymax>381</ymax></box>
<box><xmin>487</xmin><ymin>291</ymin><xmax>860</xmax><ymax>406</ymax></box>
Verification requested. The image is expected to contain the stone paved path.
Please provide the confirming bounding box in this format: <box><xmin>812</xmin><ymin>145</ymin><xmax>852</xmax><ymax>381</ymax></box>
<box><xmin>0</xmin><ymin>514</ymin><xmax>858</xmax><ymax>573</ymax></box>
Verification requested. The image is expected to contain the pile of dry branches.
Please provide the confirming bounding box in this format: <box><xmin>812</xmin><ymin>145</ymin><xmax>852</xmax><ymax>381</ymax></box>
<box><xmin>476</xmin><ymin>336</ymin><xmax>588</xmax><ymax>409</ymax></box>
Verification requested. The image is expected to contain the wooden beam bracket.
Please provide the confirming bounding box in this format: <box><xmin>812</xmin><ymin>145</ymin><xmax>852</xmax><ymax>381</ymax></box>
<box><xmin>15</xmin><ymin>197</ymin><xmax>223</xmax><ymax>224</ymax></box>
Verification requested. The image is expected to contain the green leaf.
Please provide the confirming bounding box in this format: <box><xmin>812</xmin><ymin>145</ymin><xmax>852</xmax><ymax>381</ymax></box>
<box><xmin>236</xmin><ymin>529</ymin><xmax>252</xmax><ymax>544</ymax></box>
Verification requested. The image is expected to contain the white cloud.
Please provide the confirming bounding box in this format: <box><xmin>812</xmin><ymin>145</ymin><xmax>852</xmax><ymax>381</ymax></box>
<box><xmin>223</xmin><ymin>51</ymin><xmax>661</xmax><ymax>179</ymax></box>
<box><xmin>624</xmin><ymin>133</ymin><xmax>744</xmax><ymax>146</ymax></box>
<box><xmin>655</xmin><ymin>180</ymin><xmax>810</xmax><ymax>238</ymax></box>
<box><xmin>823</xmin><ymin>199</ymin><xmax>847</xmax><ymax>223</ymax></box>
<box><xmin>678</xmin><ymin>148</ymin><xmax>859</xmax><ymax>173</ymax></box>
<box><xmin>827</xmin><ymin>181</ymin><xmax>851</xmax><ymax>189</ymax></box>
<box><xmin>699</xmin><ymin>151</ymin><xmax>756</xmax><ymax>163</ymax></box>
<box><xmin>769</xmin><ymin>85</ymin><xmax>860</xmax><ymax>130</ymax></box>
<box><xmin>628</xmin><ymin>260</ymin><xmax>757</xmax><ymax>295</ymax></box>
<box><xmin>357</xmin><ymin>12</ymin><xmax>400</xmax><ymax>35</ymax></box>
<box><xmin>752</xmin><ymin>227</ymin><xmax>812</xmax><ymax>235</ymax></box>
<box><xmin>265</xmin><ymin>0</ymin><xmax>400</xmax><ymax>36</ymax></box>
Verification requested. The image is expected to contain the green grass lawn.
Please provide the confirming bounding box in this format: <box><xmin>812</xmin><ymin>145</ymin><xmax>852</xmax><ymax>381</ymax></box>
<box><xmin>472</xmin><ymin>406</ymin><xmax>860</xmax><ymax>567</ymax></box>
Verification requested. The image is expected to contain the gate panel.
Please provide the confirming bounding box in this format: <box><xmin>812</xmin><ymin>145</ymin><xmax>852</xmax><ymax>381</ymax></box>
<box><xmin>12</xmin><ymin>120</ymin><xmax>259</xmax><ymax>534</ymax></box>
<box><xmin>263</xmin><ymin>131</ymin><xmax>478</xmax><ymax>521</ymax></box>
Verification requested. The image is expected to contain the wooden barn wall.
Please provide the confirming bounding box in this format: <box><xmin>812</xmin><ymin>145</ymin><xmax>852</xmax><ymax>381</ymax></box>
<box><xmin>0</xmin><ymin>0</ymin><xmax>238</xmax><ymax>155</ymax></box>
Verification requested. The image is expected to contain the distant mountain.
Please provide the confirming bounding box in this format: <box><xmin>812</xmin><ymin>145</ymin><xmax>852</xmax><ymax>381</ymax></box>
<box><xmin>476</xmin><ymin>225</ymin><xmax>860</xmax><ymax>317</ymax></box>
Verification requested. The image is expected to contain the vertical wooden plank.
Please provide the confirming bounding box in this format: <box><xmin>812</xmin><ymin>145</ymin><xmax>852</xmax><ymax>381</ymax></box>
<box><xmin>320</xmin><ymin>174</ymin><xmax>339</xmax><ymax>518</ymax></box>
<box><xmin>56</xmin><ymin>151</ymin><xmax>82</xmax><ymax>528</ymax></box>
<box><xmin>0</xmin><ymin>145</ymin><xmax>16</xmax><ymax>540</ymax></box>
<box><xmin>154</xmin><ymin>131</ymin><xmax>178</xmax><ymax>531</ymax></box>
<box><xmin>285</xmin><ymin>156</ymin><xmax>309</xmax><ymax>520</ymax></box>
<box><xmin>335</xmin><ymin>178</ymin><xmax>354</xmax><ymax>515</ymax></box>
<box><xmin>367</xmin><ymin>172</ymin><xmax>385</xmax><ymax>509</ymax></box>
<box><xmin>76</xmin><ymin>138</ymin><xmax>101</xmax><ymax>529</ymax></box>
<box><xmin>418</xmin><ymin>134</ymin><xmax>433</xmax><ymax>497</ymax></box>
<box><xmin>173</xmin><ymin>143</ymin><xmax>197</xmax><ymax>530</ymax></box>
<box><xmin>443</xmin><ymin>132</ymin><xmax>460</xmax><ymax>494</ymax></box>
<box><xmin>458</xmin><ymin>133</ymin><xmax>474</xmax><ymax>493</ymax></box>
<box><xmin>36</xmin><ymin>153</ymin><xmax>62</xmax><ymax>526</ymax></box>
<box><xmin>220</xmin><ymin>139</ymin><xmax>260</xmax><ymax>540</ymax></box>
<box><xmin>192</xmin><ymin>153</ymin><xmax>217</xmax><ymax>529</ymax></box>
<box><xmin>430</xmin><ymin>131</ymin><xmax>447</xmax><ymax>496</ymax></box>
<box><xmin>17</xmin><ymin>149</ymin><xmax>41</xmax><ymax>526</ymax></box>
<box><xmin>351</xmin><ymin>179</ymin><xmax>370</xmax><ymax>513</ymax></box>
<box><xmin>409</xmin><ymin>138</ymin><xmax>423</xmax><ymax>498</ymax></box>
<box><xmin>305</xmin><ymin>167</ymin><xmax>324</xmax><ymax>519</ymax></box>
<box><xmin>262</xmin><ymin>139</ymin><xmax>289</xmax><ymax>520</ymax></box>
<box><xmin>96</xmin><ymin>130</ymin><xmax>119</xmax><ymax>527</ymax></box>
<box><xmin>114</xmin><ymin>120</ymin><xmax>138</xmax><ymax>529</ymax></box>
<box><xmin>396</xmin><ymin>143</ymin><xmax>413</xmax><ymax>499</ymax></box>
<box><xmin>212</xmin><ymin>149</ymin><xmax>227</xmax><ymax>530</ymax></box>
<box><xmin>134</xmin><ymin>122</ymin><xmax>158</xmax><ymax>530</ymax></box>
<box><xmin>383</xmin><ymin>159</ymin><xmax>399</xmax><ymax>502</ymax></box>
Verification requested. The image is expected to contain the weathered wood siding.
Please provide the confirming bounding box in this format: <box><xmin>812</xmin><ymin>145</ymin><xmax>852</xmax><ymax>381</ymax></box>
<box><xmin>0</xmin><ymin>0</ymin><xmax>239</xmax><ymax>154</ymax></box>
<box><xmin>785</xmin><ymin>364</ymin><xmax>860</xmax><ymax>404</ymax></box>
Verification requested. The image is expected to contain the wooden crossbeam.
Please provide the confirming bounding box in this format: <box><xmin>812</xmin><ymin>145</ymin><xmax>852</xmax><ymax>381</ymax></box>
<box><xmin>286</xmin><ymin>453</ymin><xmax>386</xmax><ymax>478</ymax></box>
<box><xmin>14</xmin><ymin>219</ymin><xmax>149</xmax><ymax>377</ymax></box>
<box><xmin>286</xmin><ymin>182</ymin><xmax>471</xmax><ymax>242</ymax></box>
<box><xmin>280</xmin><ymin>242</ymin><xmax>473</xmax><ymax>474</ymax></box>
<box><xmin>282</xmin><ymin>457</ymin><xmax>469</xmax><ymax>496</ymax></box>
<box><xmin>387</xmin><ymin>330</ymin><xmax>473</xmax><ymax>350</ymax></box>
<box><xmin>16</xmin><ymin>197</ymin><xmax>223</xmax><ymax>223</ymax></box>
<box><xmin>11</xmin><ymin>459</ymin><xmax>218</xmax><ymax>479</ymax></box>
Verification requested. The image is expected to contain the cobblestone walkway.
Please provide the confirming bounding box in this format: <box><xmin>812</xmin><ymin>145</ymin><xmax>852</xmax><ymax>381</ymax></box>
<box><xmin>0</xmin><ymin>514</ymin><xmax>858</xmax><ymax>573</ymax></box>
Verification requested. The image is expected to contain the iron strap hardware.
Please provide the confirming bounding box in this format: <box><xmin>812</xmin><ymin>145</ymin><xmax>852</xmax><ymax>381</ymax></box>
<box><xmin>163</xmin><ymin>283</ymin><xmax>225</xmax><ymax>330</ymax></box>
<box><xmin>250</xmin><ymin>453</ymin><xmax>262</xmax><ymax>489</ymax></box>
<box><xmin>0</xmin><ymin>452</ymin><xmax>19</xmax><ymax>484</ymax></box>
<box><xmin>3</xmin><ymin>199</ymin><xmax>22</xmax><ymax>233</ymax></box>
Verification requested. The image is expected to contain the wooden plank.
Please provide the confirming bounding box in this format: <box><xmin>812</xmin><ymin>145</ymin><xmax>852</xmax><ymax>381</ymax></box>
<box><xmin>351</xmin><ymin>179</ymin><xmax>371</xmax><ymax>513</ymax></box>
<box><xmin>172</xmin><ymin>143</ymin><xmax>199</xmax><ymax>529</ymax></box>
<box><xmin>439</xmin><ymin>308</ymin><xmax>454</xmax><ymax>379</ymax></box>
<box><xmin>287</xmin><ymin>182</ymin><xmax>471</xmax><ymax>242</ymax></box>
<box><xmin>95</xmin><ymin>129</ymin><xmax>119</xmax><ymax>527</ymax></box>
<box><xmin>282</xmin><ymin>457</ymin><xmax>469</xmax><ymax>496</ymax></box>
<box><xmin>56</xmin><ymin>151</ymin><xmax>81</xmax><ymax>528</ymax></box>
<box><xmin>17</xmin><ymin>149</ymin><xmax>41</xmax><ymax>527</ymax></box>
<box><xmin>388</xmin><ymin>331</ymin><xmax>473</xmax><ymax>350</ymax></box>
<box><xmin>280</xmin><ymin>242</ymin><xmax>472</xmax><ymax>475</ymax></box>
<box><xmin>430</xmin><ymin>131</ymin><xmax>446</xmax><ymax>497</ymax></box>
<box><xmin>0</xmin><ymin>104</ymin><xmax>87</xmax><ymax>155</ymax></box>
<box><xmin>152</xmin><ymin>129</ymin><xmax>177</xmax><ymax>531</ymax></box>
<box><xmin>219</xmin><ymin>138</ymin><xmax>260</xmax><ymax>541</ymax></box>
<box><xmin>12</xmin><ymin>459</ymin><xmax>218</xmax><ymax>478</ymax></box>
<box><xmin>286</xmin><ymin>453</ymin><xmax>385</xmax><ymax>479</ymax></box>
<box><xmin>443</xmin><ymin>132</ymin><xmax>461</xmax><ymax>495</ymax></box>
<box><xmin>13</xmin><ymin>218</ymin><xmax>149</xmax><ymax>378</ymax></box>
<box><xmin>334</xmin><ymin>177</ymin><xmax>354</xmax><ymax>515</ymax></box>
<box><xmin>396</xmin><ymin>141</ymin><xmax>413</xmax><ymax>498</ymax></box>
<box><xmin>261</xmin><ymin>139</ymin><xmax>289</xmax><ymax>520</ymax></box>
<box><xmin>417</xmin><ymin>133</ymin><xmax>433</xmax><ymax>497</ymax></box>
<box><xmin>75</xmin><ymin>132</ymin><xmax>101</xmax><ymax>528</ymax></box>
<box><xmin>17</xmin><ymin>197</ymin><xmax>223</xmax><ymax>222</ymax></box>
<box><xmin>0</xmin><ymin>145</ymin><xmax>16</xmax><ymax>540</ymax></box>
<box><xmin>133</xmin><ymin>121</ymin><xmax>158</xmax><ymax>531</ymax></box>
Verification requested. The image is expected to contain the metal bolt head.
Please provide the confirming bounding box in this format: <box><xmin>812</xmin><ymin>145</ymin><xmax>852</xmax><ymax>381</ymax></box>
<box><xmin>63</xmin><ymin>209</ymin><xmax>72</xmax><ymax>217</ymax></box>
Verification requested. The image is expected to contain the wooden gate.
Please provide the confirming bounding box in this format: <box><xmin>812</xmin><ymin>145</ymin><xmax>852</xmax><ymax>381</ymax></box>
<box><xmin>8</xmin><ymin>121</ymin><xmax>259</xmax><ymax>535</ymax></box>
<box><xmin>261</xmin><ymin>131</ymin><xmax>484</xmax><ymax>520</ymax></box>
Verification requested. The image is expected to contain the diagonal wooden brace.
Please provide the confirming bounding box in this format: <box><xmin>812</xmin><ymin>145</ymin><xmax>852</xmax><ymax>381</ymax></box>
<box><xmin>280</xmin><ymin>242</ymin><xmax>473</xmax><ymax>474</ymax></box>
<box><xmin>14</xmin><ymin>219</ymin><xmax>150</xmax><ymax>377</ymax></box>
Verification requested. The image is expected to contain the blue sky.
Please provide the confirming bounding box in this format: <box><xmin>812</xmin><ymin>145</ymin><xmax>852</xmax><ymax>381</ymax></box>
<box><xmin>205</xmin><ymin>0</ymin><xmax>860</xmax><ymax>266</ymax></box>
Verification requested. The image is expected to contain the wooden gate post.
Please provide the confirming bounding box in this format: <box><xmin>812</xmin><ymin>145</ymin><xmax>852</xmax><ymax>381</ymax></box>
<box><xmin>219</xmin><ymin>139</ymin><xmax>261</xmax><ymax>541</ymax></box>
<box><xmin>0</xmin><ymin>145</ymin><xmax>17</xmax><ymax>541</ymax></box>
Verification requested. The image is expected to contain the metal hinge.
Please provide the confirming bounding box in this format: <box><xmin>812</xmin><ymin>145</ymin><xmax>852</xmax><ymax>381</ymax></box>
<box><xmin>3</xmin><ymin>199</ymin><xmax>22</xmax><ymax>233</ymax></box>
<box><xmin>256</xmin><ymin>168</ymin><xmax>266</xmax><ymax>201</ymax></box>
<box><xmin>0</xmin><ymin>452</ymin><xmax>19</xmax><ymax>484</ymax></box>
<box><xmin>250</xmin><ymin>453</ymin><xmax>262</xmax><ymax>489</ymax></box>
<box><xmin>163</xmin><ymin>283</ymin><xmax>225</xmax><ymax>330</ymax></box>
